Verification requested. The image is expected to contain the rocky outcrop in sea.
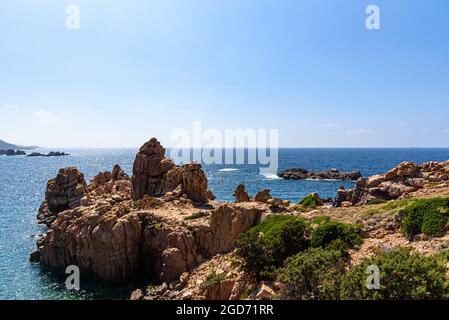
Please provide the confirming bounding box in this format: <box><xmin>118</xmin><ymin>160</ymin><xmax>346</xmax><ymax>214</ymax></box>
<box><xmin>0</xmin><ymin>149</ymin><xmax>26</xmax><ymax>156</ymax></box>
<box><xmin>278</xmin><ymin>168</ymin><xmax>362</xmax><ymax>180</ymax></box>
<box><xmin>26</xmin><ymin>151</ymin><xmax>70</xmax><ymax>157</ymax></box>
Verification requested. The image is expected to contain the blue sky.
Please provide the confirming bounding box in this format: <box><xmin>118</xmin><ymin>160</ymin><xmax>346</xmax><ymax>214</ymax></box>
<box><xmin>1</xmin><ymin>0</ymin><xmax>449</xmax><ymax>148</ymax></box>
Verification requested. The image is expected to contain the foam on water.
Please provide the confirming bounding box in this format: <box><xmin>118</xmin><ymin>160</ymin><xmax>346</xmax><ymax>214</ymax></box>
<box><xmin>218</xmin><ymin>168</ymin><xmax>239</xmax><ymax>172</ymax></box>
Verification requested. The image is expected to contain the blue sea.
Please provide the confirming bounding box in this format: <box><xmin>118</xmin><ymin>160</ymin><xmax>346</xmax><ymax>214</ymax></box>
<box><xmin>1</xmin><ymin>148</ymin><xmax>449</xmax><ymax>300</ymax></box>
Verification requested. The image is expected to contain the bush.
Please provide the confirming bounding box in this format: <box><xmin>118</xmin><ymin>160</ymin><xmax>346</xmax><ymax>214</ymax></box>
<box><xmin>299</xmin><ymin>194</ymin><xmax>319</xmax><ymax>209</ymax></box>
<box><xmin>311</xmin><ymin>220</ymin><xmax>362</xmax><ymax>249</ymax></box>
<box><xmin>366</xmin><ymin>198</ymin><xmax>386</xmax><ymax>205</ymax></box>
<box><xmin>235</xmin><ymin>215</ymin><xmax>309</xmax><ymax>278</ymax></box>
<box><xmin>200</xmin><ymin>271</ymin><xmax>227</xmax><ymax>290</ymax></box>
<box><xmin>401</xmin><ymin>198</ymin><xmax>449</xmax><ymax>238</ymax></box>
<box><xmin>340</xmin><ymin>248</ymin><xmax>449</xmax><ymax>299</ymax></box>
<box><xmin>277</xmin><ymin>247</ymin><xmax>345</xmax><ymax>300</ymax></box>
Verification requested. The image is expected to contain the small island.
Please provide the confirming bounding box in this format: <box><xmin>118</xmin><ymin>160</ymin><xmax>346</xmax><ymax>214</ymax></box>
<box><xmin>277</xmin><ymin>168</ymin><xmax>362</xmax><ymax>180</ymax></box>
<box><xmin>26</xmin><ymin>151</ymin><xmax>70</xmax><ymax>157</ymax></box>
<box><xmin>0</xmin><ymin>149</ymin><xmax>26</xmax><ymax>156</ymax></box>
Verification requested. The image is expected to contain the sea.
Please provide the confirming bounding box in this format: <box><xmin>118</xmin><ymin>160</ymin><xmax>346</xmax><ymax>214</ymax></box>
<box><xmin>1</xmin><ymin>147</ymin><xmax>449</xmax><ymax>300</ymax></box>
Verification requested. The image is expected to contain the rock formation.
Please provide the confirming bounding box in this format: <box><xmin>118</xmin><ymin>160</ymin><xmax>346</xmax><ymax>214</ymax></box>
<box><xmin>233</xmin><ymin>184</ymin><xmax>251</xmax><ymax>202</ymax></box>
<box><xmin>26</xmin><ymin>151</ymin><xmax>69</xmax><ymax>157</ymax></box>
<box><xmin>278</xmin><ymin>168</ymin><xmax>362</xmax><ymax>180</ymax></box>
<box><xmin>180</xmin><ymin>163</ymin><xmax>209</xmax><ymax>203</ymax></box>
<box><xmin>131</xmin><ymin>138</ymin><xmax>210</xmax><ymax>203</ymax></box>
<box><xmin>34</xmin><ymin>140</ymin><xmax>266</xmax><ymax>284</ymax></box>
<box><xmin>37</xmin><ymin>167</ymin><xmax>87</xmax><ymax>226</ymax></box>
<box><xmin>254</xmin><ymin>189</ymin><xmax>272</xmax><ymax>203</ymax></box>
<box><xmin>0</xmin><ymin>149</ymin><xmax>26</xmax><ymax>156</ymax></box>
<box><xmin>335</xmin><ymin>161</ymin><xmax>449</xmax><ymax>206</ymax></box>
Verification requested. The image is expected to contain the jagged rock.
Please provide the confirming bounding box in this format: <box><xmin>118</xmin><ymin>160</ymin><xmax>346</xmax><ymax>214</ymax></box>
<box><xmin>37</xmin><ymin>167</ymin><xmax>87</xmax><ymax>226</ymax></box>
<box><xmin>233</xmin><ymin>184</ymin><xmax>251</xmax><ymax>202</ymax></box>
<box><xmin>335</xmin><ymin>160</ymin><xmax>449</xmax><ymax>206</ymax></box>
<box><xmin>29</xmin><ymin>250</ymin><xmax>40</xmax><ymax>262</ymax></box>
<box><xmin>278</xmin><ymin>168</ymin><xmax>362</xmax><ymax>180</ymax></box>
<box><xmin>181</xmin><ymin>163</ymin><xmax>209</xmax><ymax>203</ymax></box>
<box><xmin>112</xmin><ymin>164</ymin><xmax>128</xmax><ymax>180</ymax></box>
<box><xmin>254</xmin><ymin>189</ymin><xmax>272</xmax><ymax>203</ymax></box>
<box><xmin>36</xmin><ymin>175</ymin><xmax>264</xmax><ymax>283</ymax></box>
<box><xmin>131</xmin><ymin>138</ymin><xmax>210</xmax><ymax>203</ymax></box>
<box><xmin>39</xmin><ymin>209</ymin><xmax>143</xmax><ymax>282</ymax></box>
<box><xmin>255</xmin><ymin>283</ymin><xmax>275</xmax><ymax>300</ymax></box>
<box><xmin>131</xmin><ymin>138</ymin><xmax>175</xmax><ymax>199</ymax></box>
<box><xmin>130</xmin><ymin>289</ymin><xmax>144</xmax><ymax>300</ymax></box>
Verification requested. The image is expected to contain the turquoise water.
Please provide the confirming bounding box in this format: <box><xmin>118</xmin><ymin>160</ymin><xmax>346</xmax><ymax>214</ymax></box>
<box><xmin>1</xmin><ymin>148</ymin><xmax>449</xmax><ymax>300</ymax></box>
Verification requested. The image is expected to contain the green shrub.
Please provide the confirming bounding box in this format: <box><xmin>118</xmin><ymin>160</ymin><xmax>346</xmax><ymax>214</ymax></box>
<box><xmin>235</xmin><ymin>215</ymin><xmax>309</xmax><ymax>278</ymax></box>
<box><xmin>312</xmin><ymin>216</ymin><xmax>331</xmax><ymax>225</ymax></box>
<box><xmin>422</xmin><ymin>210</ymin><xmax>448</xmax><ymax>237</ymax></box>
<box><xmin>200</xmin><ymin>271</ymin><xmax>227</xmax><ymax>290</ymax></box>
<box><xmin>277</xmin><ymin>247</ymin><xmax>345</xmax><ymax>300</ymax></box>
<box><xmin>401</xmin><ymin>198</ymin><xmax>449</xmax><ymax>238</ymax></box>
<box><xmin>340</xmin><ymin>248</ymin><xmax>449</xmax><ymax>299</ymax></box>
<box><xmin>311</xmin><ymin>220</ymin><xmax>362</xmax><ymax>249</ymax></box>
<box><xmin>299</xmin><ymin>194</ymin><xmax>319</xmax><ymax>209</ymax></box>
<box><xmin>184</xmin><ymin>211</ymin><xmax>208</xmax><ymax>221</ymax></box>
<box><xmin>366</xmin><ymin>198</ymin><xmax>387</xmax><ymax>205</ymax></box>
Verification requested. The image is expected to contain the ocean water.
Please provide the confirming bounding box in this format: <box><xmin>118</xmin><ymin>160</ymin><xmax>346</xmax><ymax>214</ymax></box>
<box><xmin>1</xmin><ymin>148</ymin><xmax>449</xmax><ymax>300</ymax></box>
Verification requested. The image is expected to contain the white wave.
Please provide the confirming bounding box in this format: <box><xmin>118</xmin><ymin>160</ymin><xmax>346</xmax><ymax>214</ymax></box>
<box><xmin>263</xmin><ymin>174</ymin><xmax>281</xmax><ymax>180</ymax></box>
<box><xmin>218</xmin><ymin>168</ymin><xmax>239</xmax><ymax>172</ymax></box>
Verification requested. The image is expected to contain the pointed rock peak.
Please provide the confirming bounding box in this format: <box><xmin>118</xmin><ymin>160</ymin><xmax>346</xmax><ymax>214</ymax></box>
<box><xmin>138</xmin><ymin>137</ymin><xmax>165</xmax><ymax>156</ymax></box>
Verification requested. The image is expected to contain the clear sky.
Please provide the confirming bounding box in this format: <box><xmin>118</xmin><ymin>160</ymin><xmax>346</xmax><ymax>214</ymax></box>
<box><xmin>1</xmin><ymin>0</ymin><xmax>449</xmax><ymax>148</ymax></box>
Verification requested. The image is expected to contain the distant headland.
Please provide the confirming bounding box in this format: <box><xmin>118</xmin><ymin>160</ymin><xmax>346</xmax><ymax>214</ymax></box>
<box><xmin>0</xmin><ymin>139</ymin><xmax>68</xmax><ymax>157</ymax></box>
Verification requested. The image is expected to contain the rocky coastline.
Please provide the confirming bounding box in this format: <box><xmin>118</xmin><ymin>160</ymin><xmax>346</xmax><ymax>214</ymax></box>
<box><xmin>30</xmin><ymin>138</ymin><xmax>449</xmax><ymax>300</ymax></box>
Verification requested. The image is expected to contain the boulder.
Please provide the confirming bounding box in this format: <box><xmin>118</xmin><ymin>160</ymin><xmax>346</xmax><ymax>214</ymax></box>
<box><xmin>37</xmin><ymin>167</ymin><xmax>87</xmax><ymax>226</ymax></box>
<box><xmin>233</xmin><ymin>184</ymin><xmax>251</xmax><ymax>202</ymax></box>
<box><xmin>181</xmin><ymin>163</ymin><xmax>209</xmax><ymax>203</ymax></box>
<box><xmin>112</xmin><ymin>164</ymin><xmax>128</xmax><ymax>180</ymax></box>
<box><xmin>131</xmin><ymin>138</ymin><xmax>209</xmax><ymax>203</ymax></box>
<box><xmin>254</xmin><ymin>189</ymin><xmax>272</xmax><ymax>203</ymax></box>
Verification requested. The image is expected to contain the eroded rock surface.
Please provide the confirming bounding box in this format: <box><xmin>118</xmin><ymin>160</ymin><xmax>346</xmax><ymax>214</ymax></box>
<box><xmin>336</xmin><ymin>160</ymin><xmax>449</xmax><ymax>206</ymax></box>
<box><xmin>37</xmin><ymin>167</ymin><xmax>87</xmax><ymax>226</ymax></box>
<box><xmin>34</xmin><ymin>140</ymin><xmax>265</xmax><ymax>284</ymax></box>
<box><xmin>233</xmin><ymin>184</ymin><xmax>251</xmax><ymax>202</ymax></box>
<box><xmin>131</xmin><ymin>138</ymin><xmax>210</xmax><ymax>203</ymax></box>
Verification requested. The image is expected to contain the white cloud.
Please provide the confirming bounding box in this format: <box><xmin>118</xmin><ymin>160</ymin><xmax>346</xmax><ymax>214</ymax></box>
<box><xmin>34</xmin><ymin>110</ymin><xmax>57</xmax><ymax>126</ymax></box>
<box><xmin>345</xmin><ymin>129</ymin><xmax>373</xmax><ymax>135</ymax></box>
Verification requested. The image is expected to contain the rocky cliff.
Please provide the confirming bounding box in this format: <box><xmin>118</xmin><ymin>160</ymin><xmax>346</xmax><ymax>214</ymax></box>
<box><xmin>33</xmin><ymin>138</ymin><xmax>265</xmax><ymax>283</ymax></box>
